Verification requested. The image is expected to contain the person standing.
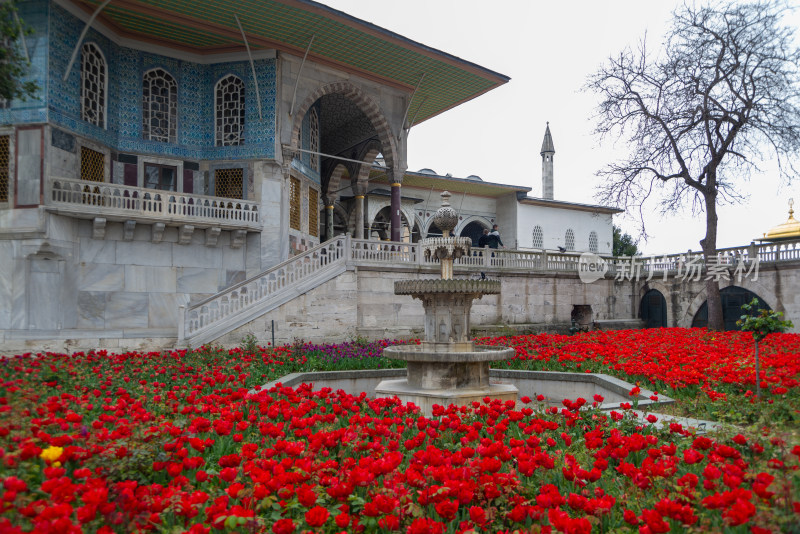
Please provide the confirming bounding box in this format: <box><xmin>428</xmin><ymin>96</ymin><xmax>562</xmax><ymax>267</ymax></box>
<box><xmin>488</xmin><ymin>224</ymin><xmax>504</xmax><ymax>249</ymax></box>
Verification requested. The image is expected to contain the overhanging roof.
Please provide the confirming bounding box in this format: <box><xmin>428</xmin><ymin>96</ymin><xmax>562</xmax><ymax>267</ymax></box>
<box><xmin>519</xmin><ymin>196</ymin><xmax>622</xmax><ymax>215</ymax></box>
<box><xmin>368</xmin><ymin>169</ymin><xmax>531</xmax><ymax>199</ymax></box>
<box><xmin>69</xmin><ymin>0</ymin><xmax>510</xmax><ymax>124</ymax></box>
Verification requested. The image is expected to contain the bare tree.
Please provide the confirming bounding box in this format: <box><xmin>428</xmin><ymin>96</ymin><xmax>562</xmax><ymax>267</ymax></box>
<box><xmin>586</xmin><ymin>1</ymin><xmax>800</xmax><ymax>331</ymax></box>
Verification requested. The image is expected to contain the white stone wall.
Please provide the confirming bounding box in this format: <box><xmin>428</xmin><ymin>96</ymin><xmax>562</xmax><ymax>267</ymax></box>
<box><xmin>516</xmin><ymin>203</ymin><xmax>614</xmax><ymax>254</ymax></box>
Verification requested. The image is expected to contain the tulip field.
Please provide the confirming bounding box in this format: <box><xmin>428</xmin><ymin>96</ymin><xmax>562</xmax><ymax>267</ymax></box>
<box><xmin>0</xmin><ymin>329</ymin><xmax>798</xmax><ymax>533</ymax></box>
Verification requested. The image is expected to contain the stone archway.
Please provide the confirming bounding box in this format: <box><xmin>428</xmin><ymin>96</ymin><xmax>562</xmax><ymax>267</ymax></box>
<box><xmin>290</xmin><ymin>82</ymin><xmax>398</xmax><ymax>174</ymax></box>
<box><xmin>640</xmin><ymin>289</ymin><xmax>667</xmax><ymax>328</ymax></box>
<box><xmin>691</xmin><ymin>286</ymin><xmax>772</xmax><ymax>331</ymax></box>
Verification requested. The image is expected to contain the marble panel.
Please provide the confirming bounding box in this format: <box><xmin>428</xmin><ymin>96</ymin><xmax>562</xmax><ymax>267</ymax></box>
<box><xmin>16</xmin><ymin>128</ymin><xmax>42</xmax><ymax>205</ymax></box>
<box><xmin>124</xmin><ymin>265</ymin><xmax>177</xmax><ymax>293</ymax></box>
<box><xmin>76</xmin><ymin>219</ymin><xmax>93</xmax><ymax>238</ymax></box>
<box><xmin>148</xmin><ymin>293</ymin><xmax>178</xmax><ymax>328</ymax></box>
<box><xmin>105</xmin><ymin>292</ymin><xmax>149</xmax><ymax>328</ymax></box>
<box><xmin>79</xmin><ymin>238</ymin><xmax>116</xmax><ymax>264</ymax></box>
<box><xmin>80</xmin><ymin>263</ymin><xmax>124</xmax><ymax>291</ymax></box>
<box><xmin>177</xmin><ymin>267</ymin><xmax>220</xmax><ymax>293</ymax></box>
<box><xmin>172</xmin><ymin>242</ymin><xmax>222</xmax><ymax>268</ymax></box>
<box><xmin>0</xmin><ymin>246</ymin><xmax>14</xmax><ymax>329</ymax></box>
<box><xmin>77</xmin><ymin>291</ymin><xmax>106</xmax><ymax>328</ymax></box>
<box><xmin>116</xmin><ymin>241</ymin><xmax>173</xmax><ymax>266</ymax></box>
<box><xmin>225</xmin><ymin>270</ymin><xmax>246</xmax><ymax>287</ymax></box>
<box><xmin>222</xmin><ymin>247</ymin><xmax>245</xmax><ymax>271</ymax></box>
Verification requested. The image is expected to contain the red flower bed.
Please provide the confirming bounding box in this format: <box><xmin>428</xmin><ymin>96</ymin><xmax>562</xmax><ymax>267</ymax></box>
<box><xmin>0</xmin><ymin>330</ymin><xmax>798</xmax><ymax>532</ymax></box>
<box><xmin>479</xmin><ymin>328</ymin><xmax>800</xmax><ymax>400</ymax></box>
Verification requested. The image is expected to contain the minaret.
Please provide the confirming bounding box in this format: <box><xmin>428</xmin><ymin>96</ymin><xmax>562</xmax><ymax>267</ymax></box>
<box><xmin>540</xmin><ymin>122</ymin><xmax>555</xmax><ymax>199</ymax></box>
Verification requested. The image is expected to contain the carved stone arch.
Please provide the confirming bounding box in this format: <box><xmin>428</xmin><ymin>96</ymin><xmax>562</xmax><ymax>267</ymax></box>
<box><xmin>366</xmin><ymin>198</ymin><xmax>415</xmax><ymax>237</ymax></box>
<box><xmin>638</xmin><ymin>281</ymin><xmax>673</xmax><ymax>327</ymax></box>
<box><xmin>290</xmin><ymin>81</ymin><xmax>398</xmax><ymax>173</ymax></box>
<box><xmin>354</xmin><ymin>140</ymin><xmax>384</xmax><ymax>192</ymax></box>
<box><xmin>455</xmin><ymin>215</ymin><xmax>492</xmax><ymax>236</ymax></box>
<box><xmin>682</xmin><ymin>280</ymin><xmax>779</xmax><ymax>328</ymax></box>
<box><xmin>325</xmin><ymin>163</ymin><xmax>349</xmax><ymax>201</ymax></box>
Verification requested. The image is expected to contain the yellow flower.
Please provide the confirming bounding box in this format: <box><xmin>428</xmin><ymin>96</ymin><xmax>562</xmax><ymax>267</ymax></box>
<box><xmin>39</xmin><ymin>446</ymin><xmax>63</xmax><ymax>464</ymax></box>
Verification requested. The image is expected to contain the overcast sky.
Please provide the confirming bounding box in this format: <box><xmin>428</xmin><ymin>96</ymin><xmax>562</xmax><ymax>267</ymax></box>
<box><xmin>323</xmin><ymin>0</ymin><xmax>800</xmax><ymax>255</ymax></box>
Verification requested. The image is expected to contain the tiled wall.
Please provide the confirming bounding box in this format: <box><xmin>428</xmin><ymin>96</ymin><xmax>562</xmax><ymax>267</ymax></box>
<box><xmin>0</xmin><ymin>0</ymin><xmax>49</xmax><ymax>125</ymax></box>
<box><xmin>6</xmin><ymin>1</ymin><xmax>277</xmax><ymax>161</ymax></box>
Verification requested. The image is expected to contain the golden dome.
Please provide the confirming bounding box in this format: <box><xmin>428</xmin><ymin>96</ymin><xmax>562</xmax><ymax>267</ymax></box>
<box><xmin>761</xmin><ymin>198</ymin><xmax>800</xmax><ymax>241</ymax></box>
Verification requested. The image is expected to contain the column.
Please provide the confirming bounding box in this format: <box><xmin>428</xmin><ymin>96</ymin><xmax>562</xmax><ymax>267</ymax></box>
<box><xmin>354</xmin><ymin>194</ymin><xmax>365</xmax><ymax>239</ymax></box>
<box><xmin>326</xmin><ymin>203</ymin><xmax>334</xmax><ymax>240</ymax></box>
<box><xmin>390</xmin><ymin>174</ymin><xmax>402</xmax><ymax>242</ymax></box>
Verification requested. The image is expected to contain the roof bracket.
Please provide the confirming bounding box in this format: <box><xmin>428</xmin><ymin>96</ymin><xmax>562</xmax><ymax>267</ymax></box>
<box><xmin>289</xmin><ymin>35</ymin><xmax>316</xmax><ymax>117</ymax></box>
<box><xmin>397</xmin><ymin>73</ymin><xmax>425</xmax><ymax>140</ymax></box>
<box><xmin>234</xmin><ymin>14</ymin><xmax>262</xmax><ymax>121</ymax></box>
<box><xmin>62</xmin><ymin>0</ymin><xmax>113</xmax><ymax>82</ymax></box>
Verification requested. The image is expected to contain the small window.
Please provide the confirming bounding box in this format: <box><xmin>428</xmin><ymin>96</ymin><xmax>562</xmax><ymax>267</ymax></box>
<box><xmin>81</xmin><ymin>43</ymin><xmax>107</xmax><ymax>128</ymax></box>
<box><xmin>289</xmin><ymin>177</ymin><xmax>301</xmax><ymax>231</ymax></box>
<box><xmin>589</xmin><ymin>231</ymin><xmax>598</xmax><ymax>253</ymax></box>
<box><xmin>144</xmin><ymin>163</ymin><xmax>177</xmax><ymax>191</ymax></box>
<box><xmin>308</xmin><ymin>187</ymin><xmax>319</xmax><ymax>237</ymax></box>
<box><xmin>308</xmin><ymin>108</ymin><xmax>319</xmax><ymax>172</ymax></box>
<box><xmin>80</xmin><ymin>146</ymin><xmax>105</xmax><ymax>183</ymax></box>
<box><xmin>532</xmin><ymin>225</ymin><xmax>543</xmax><ymax>249</ymax></box>
<box><xmin>0</xmin><ymin>135</ymin><xmax>9</xmax><ymax>202</ymax></box>
<box><xmin>215</xmin><ymin>75</ymin><xmax>245</xmax><ymax>146</ymax></box>
<box><xmin>565</xmin><ymin>228</ymin><xmax>575</xmax><ymax>251</ymax></box>
<box><xmin>142</xmin><ymin>68</ymin><xmax>177</xmax><ymax>143</ymax></box>
<box><xmin>214</xmin><ymin>168</ymin><xmax>244</xmax><ymax>199</ymax></box>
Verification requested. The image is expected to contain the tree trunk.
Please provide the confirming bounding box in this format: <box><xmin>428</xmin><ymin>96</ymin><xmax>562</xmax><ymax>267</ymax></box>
<box><xmin>701</xmin><ymin>189</ymin><xmax>724</xmax><ymax>331</ymax></box>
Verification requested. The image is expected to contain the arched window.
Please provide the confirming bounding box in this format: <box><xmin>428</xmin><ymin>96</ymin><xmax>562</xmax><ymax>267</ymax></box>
<box><xmin>589</xmin><ymin>231</ymin><xmax>598</xmax><ymax>253</ymax></box>
<box><xmin>308</xmin><ymin>108</ymin><xmax>319</xmax><ymax>172</ymax></box>
<box><xmin>532</xmin><ymin>225</ymin><xmax>543</xmax><ymax>249</ymax></box>
<box><xmin>565</xmin><ymin>229</ymin><xmax>575</xmax><ymax>251</ymax></box>
<box><xmin>81</xmin><ymin>43</ymin><xmax>106</xmax><ymax>128</ymax></box>
<box><xmin>215</xmin><ymin>75</ymin><xmax>245</xmax><ymax>146</ymax></box>
<box><xmin>142</xmin><ymin>68</ymin><xmax>177</xmax><ymax>143</ymax></box>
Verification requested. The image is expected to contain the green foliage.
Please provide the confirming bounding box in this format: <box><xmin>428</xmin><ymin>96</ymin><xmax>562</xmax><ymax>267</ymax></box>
<box><xmin>738</xmin><ymin>298</ymin><xmax>794</xmax><ymax>343</ymax></box>
<box><xmin>612</xmin><ymin>225</ymin><xmax>640</xmax><ymax>257</ymax></box>
<box><xmin>239</xmin><ymin>333</ymin><xmax>259</xmax><ymax>354</ymax></box>
<box><xmin>0</xmin><ymin>1</ymin><xmax>38</xmax><ymax>102</ymax></box>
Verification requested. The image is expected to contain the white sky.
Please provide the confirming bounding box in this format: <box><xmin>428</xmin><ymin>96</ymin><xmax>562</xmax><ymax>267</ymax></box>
<box><xmin>322</xmin><ymin>0</ymin><xmax>800</xmax><ymax>255</ymax></box>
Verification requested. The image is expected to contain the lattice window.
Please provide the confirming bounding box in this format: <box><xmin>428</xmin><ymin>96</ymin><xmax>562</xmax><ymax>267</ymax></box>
<box><xmin>308</xmin><ymin>187</ymin><xmax>319</xmax><ymax>237</ymax></box>
<box><xmin>215</xmin><ymin>75</ymin><xmax>245</xmax><ymax>146</ymax></box>
<box><xmin>532</xmin><ymin>225</ymin><xmax>543</xmax><ymax>249</ymax></box>
<box><xmin>81</xmin><ymin>43</ymin><xmax>106</xmax><ymax>128</ymax></box>
<box><xmin>565</xmin><ymin>229</ymin><xmax>575</xmax><ymax>251</ymax></box>
<box><xmin>142</xmin><ymin>68</ymin><xmax>177</xmax><ymax>143</ymax></box>
<box><xmin>308</xmin><ymin>108</ymin><xmax>319</xmax><ymax>172</ymax></box>
<box><xmin>80</xmin><ymin>146</ymin><xmax>105</xmax><ymax>183</ymax></box>
<box><xmin>289</xmin><ymin>177</ymin><xmax>301</xmax><ymax>231</ymax></box>
<box><xmin>215</xmin><ymin>168</ymin><xmax>243</xmax><ymax>199</ymax></box>
<box><xmin>589</xmin><ymin>231</ymin><xmax>598</xmax><ymax>253</ymax></box>
<box><xmin>0</xmin><ymin>136</ymin><xmax>9</xmax><ymax>202</ymax></box>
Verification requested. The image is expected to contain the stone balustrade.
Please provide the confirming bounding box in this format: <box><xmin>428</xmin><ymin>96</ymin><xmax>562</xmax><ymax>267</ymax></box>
<box><xmin>179</xmin><ymin>235</ymin><xmax>800</xmax><ymax>347</ymax></box>
<box><xmin>47</xmin><ymin>177</ymin><xmax>260</xmax><ymax>230</ymax></box>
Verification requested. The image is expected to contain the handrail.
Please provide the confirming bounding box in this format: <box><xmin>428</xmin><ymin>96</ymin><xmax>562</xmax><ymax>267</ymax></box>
<box><xmin>181</xmin><ymin>235</ymin><xmax>350</xmax><ymax>343</ymax></box>
<box><xmin>47</xmin><ymin>177</ymin><xmax>260</xmax><ymax>228</ymax></box>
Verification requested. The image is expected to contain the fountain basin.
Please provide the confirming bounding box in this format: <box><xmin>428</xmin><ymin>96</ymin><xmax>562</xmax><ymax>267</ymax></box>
<box><xmin>383</xmin><ymin>344</ymin><xmax>514</xmax><ymax>389</ymax></box>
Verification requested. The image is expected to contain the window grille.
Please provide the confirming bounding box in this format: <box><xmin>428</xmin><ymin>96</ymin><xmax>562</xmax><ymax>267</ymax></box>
<box><xmin>289</xmin><ymin>177</ymin><xmax>301</xmax><ymax>230</ymax></box>
<box><xmin>589</xmin><ymin>231</ymin><xmax>598</xmax><ymax>253</ymax></box>
<box><xmin>142</xmin><ymin>68</ymin><xmax>177</xmax><ymax>143</ymax></box>
<box><xmin>0</xmin><ymin>136</ymin><xmax>9</xmax><ymax>202</ymax></box>
<box><xmin>81</xmin><ymin>43</ymin><xmax>106</xmax><ymax>128</ymax></box>
<box><xmin>308</xmin><ymin>108</ymin><xmax>319</xmax><ymax>172</ymax></box>
<box><xmin>565</xmin><ymin>229</ymin><xmax>575</xmax><ymax>251</ymax></box>
<box><xmin>80</xmin><ymin>146</ymin><xmax>105</xmax><ymax>183</ymax></box>
<box><xmin>308</xmin><ymin>187</ymin><xmax>319</xmax><ymax>237</ymax></box>
<box><xmin>215</xmin><ymin>75</ymin><xmax>245</xmax><ymax>146</ymax></box>
<box><xmin>532</xmin><ymin>225</ymin><xmax>543</xmax><ymax>249</ymax></box>
<box><xmin>214</xmin><ymin>168</ymin><xmax>243</xmax><ymax>199</ymax></box>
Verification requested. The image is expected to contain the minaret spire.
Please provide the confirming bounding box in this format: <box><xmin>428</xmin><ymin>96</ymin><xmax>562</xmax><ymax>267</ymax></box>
<box><xmin>540</xmin><ymin>122</ymin><xmax>555</xmax><ymax>200</ymax></box>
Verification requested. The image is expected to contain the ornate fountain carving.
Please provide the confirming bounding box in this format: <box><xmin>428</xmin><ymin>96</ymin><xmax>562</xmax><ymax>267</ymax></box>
<box><xmin>376</xmin><ymin>191</ymin><xmax>518</xmax><ymax>414</ymax></box>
